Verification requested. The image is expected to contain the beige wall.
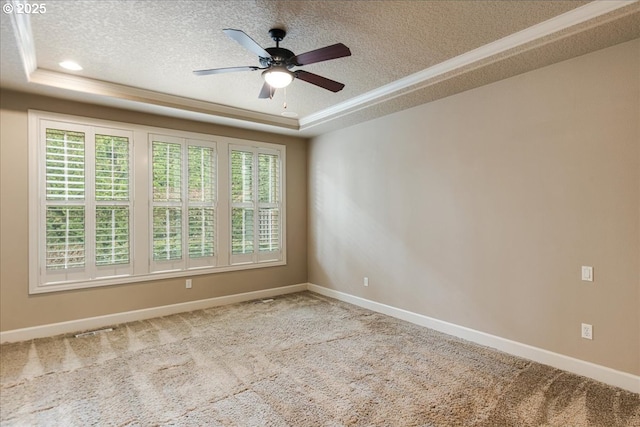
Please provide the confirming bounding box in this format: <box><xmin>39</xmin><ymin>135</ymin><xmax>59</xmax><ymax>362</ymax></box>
<box><xmin>308</xmin><ymin>39</ymin><xmax>640</xmax><ymax>375</ymax></box>
<box><xmin>0</xmin><ymin>90</ymin><xmax>308</xmax><ymax>331</ymax></box>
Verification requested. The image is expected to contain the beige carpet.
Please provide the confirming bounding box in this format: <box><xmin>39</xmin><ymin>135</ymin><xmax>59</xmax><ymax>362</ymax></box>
<box><xmin>1</xmin><ymin>291</ymin><xmax>638</xmax><ymax>426</ymax></box>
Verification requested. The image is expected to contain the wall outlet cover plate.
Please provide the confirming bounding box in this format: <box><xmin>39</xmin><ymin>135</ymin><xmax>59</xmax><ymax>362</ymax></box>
<box><xmin>581</xmin><ymin>266</ymin><xmax>593</xmax><ymax>282</ymax></box>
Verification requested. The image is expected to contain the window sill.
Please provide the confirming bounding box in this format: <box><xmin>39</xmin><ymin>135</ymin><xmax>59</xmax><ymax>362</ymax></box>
<box><xmin>29</xmin><ymin>260</ymin><xmax>287</xmax><ymax>294</ymax></box>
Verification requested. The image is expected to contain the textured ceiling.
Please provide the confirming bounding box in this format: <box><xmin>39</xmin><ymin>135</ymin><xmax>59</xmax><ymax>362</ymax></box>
<box><xmin>1</xmin><ymin>1</ymin><xmax>639</xmax><ymax>136</ymax></box>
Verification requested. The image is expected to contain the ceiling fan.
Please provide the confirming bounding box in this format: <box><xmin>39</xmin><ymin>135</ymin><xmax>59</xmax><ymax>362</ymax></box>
<box><xmin>193</xmin><ymin>28</ymin><xmax>351</xmax><ymax>98</ymax></box>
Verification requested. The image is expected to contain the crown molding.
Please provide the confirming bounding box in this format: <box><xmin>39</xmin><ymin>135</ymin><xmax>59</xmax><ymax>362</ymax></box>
<box><xmin>27</xmin><ymin>68</ymin><xmax>299</xmax><ymax>130</ymax></box>
<box><xmin>8</xmin><ymin>0</ymin><xmax>37</xmax><ymax>76</ymax></box>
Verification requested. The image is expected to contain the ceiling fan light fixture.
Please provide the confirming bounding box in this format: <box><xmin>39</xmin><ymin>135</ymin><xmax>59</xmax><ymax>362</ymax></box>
<box><xmin>263</xmin><ymin>67</ymin><xmax>293</xmax><ymax>88</ymax></box>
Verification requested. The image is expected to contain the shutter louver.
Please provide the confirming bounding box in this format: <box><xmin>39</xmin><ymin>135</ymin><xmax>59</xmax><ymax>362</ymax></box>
<box><xmin>232</xmin><ymin>207</ymin><xmax>254</xmax><ymax>254</ymax></box>
<box><xmin>231</xmin><ymin>150</ymin><xmax>255</xmax><ymax>255</ymax></box>
<box><xmin>259</xmin><ymin>208</ymin><xmax>279</xmax><ymax>251</ymax></box>
<box><xmin>46</xmin><ymin>206</ymin><xmax>85</xmax><ymax>269</ymax></box>
<box><xmin>96</xmin><ymin>207</ymin><xmax>130</xmax><ymax>265</ymax></box>
<box><xmin>188</xmin><ymin>146</ymin><xmax>216</xmax><ymax>258</ymax></box>
<box><xmin>231</xmin><ymin>150</ymin><xmax>253</xmax><ymax>203</ymax></box>
<box><xmin>46</xmin><ymin>129</ymin><xmax>85</xmax><ymax>200</ymax></box>
<box><xmin>153</xmin><ymin>207</ymin><xmax>182</xmax><ymax>260</ymax></box>
<box><xmin>188</xmin><ymin>146</ymin><xmax>215</xmax><ymax>203</ymax></box>
<box><xmin>153</xmin><ymin>142</ymin><xmax>182</xmax><ymax>202</ymax></box>
<box><xmin>258</xmin><ymin>153</ymin><xmax>279</xmax><ymax>204</ymax></box>
<box><xmin>95</xmin><ymin>134</ymin><xmax>129</xmax><ymax>201</ymax></box>
<box><xmin>189</xmin><ymin>207</ymin><xmax>215</xmax><ymax>257</ymax></box>
<box><xmin>258</xmin><ymin>153</ymin><xmax>280</xmax><ymax>253</ymax></box>
<box><xmin>152</xmin><ymin>141</ymin><xmax>183</xmax><ymax>262</ymax></box>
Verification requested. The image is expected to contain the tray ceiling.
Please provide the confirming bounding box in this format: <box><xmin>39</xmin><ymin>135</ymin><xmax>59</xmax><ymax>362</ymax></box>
<box><xmin>1</xmin><ymin>1</ymin><xmax>639</xmax><ymax>136</ymax></box>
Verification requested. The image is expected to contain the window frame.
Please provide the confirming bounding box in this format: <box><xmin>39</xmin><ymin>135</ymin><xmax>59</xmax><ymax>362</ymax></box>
<box><xmin>28</xmin><ymin>110</ymin><xmax>286</xmax><ymax>294</ymax></box>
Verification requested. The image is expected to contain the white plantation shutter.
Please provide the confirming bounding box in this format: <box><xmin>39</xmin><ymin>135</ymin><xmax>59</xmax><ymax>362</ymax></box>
<box><xmin>39</xmin><ymin>122</ymin><xmax>133</xmax><ymax>286</ymax></box>
<box><xmin>150</xmin><ymin>136</ymin><xmax>217</xmax><ymax>272</ymax></box>
<box><xmin>152</xmin><ymin>140</ymin><xmax>182</xmax><ymax>268</ymax></box>
<box><xmin>30</xmin><ymin>112</ymin><xmax>283</xmax><ymax>293</ymax></box>
<box><xmin>188</xmin><ymin>207</ymin><xmax>215</xmax><ymax>257</ymax></box>
<box><xmin>95</xmin><ymin>134</ymin><xmax>131</xmax><ymax>269</ymax></box>
<box><xmin>45</xmin><ymin>128</ymin><xmax>86</xmax><ymax>276</ymax></box>
<box><xmin>258</xmin><ymin>153</ymin><xmax>280</xmax><ymax>256</ymax></box>
<box><xmin>152</xmin><ymin>206</ymin><xmax>182</xmax><ymax>261</ymax></box>
<box><xmin>188</xmin><ymin>145</ymin><xmax>216</xmax><ymax>261</ymax></box>
<box><xmin>46</xmin><ymin>129</ymin><xmax>85</xmax><ymax>200</ymax></box>
<box><xmin>92</xmin><ymin>130</ymin><xmax>133</xmax><ymax>278</ymax></box>
<box><xmin>231</xmin><ymin>150</ymin><xmax>254</xmax><ymax>259</ymax></box>
<box><xmin>259</xmin><ymin>208</ymin><xmax>279</xmax><ymax>252</ymax></box>
<box><xmin>46</xmin><ymin>205</ymin><xmax>85</xmax><ymax>269</ymax></box>
<box><xmin>231</xmin><ymin>150</ymin><xmax>253</xmax><ymax>202</ymax></box>
<box><xmin>232</xmin><ymin>207</ymin><xmax>255</xmax><ymax>255</ymax></box>
<box><xmin>95</xmin><ymin>206</ymin><xmax>129</xmax><ymax>265</ymax></box>
<box><xmin>230</xmin><ymin>146</ymin><xmax>283</xmax><ymax>264</ymax></box>
<box><xmin>95</xmin><ymin>134</ymin><xmax>129</xmax><ymax>201</ymax></box>
<box><xmin>258</xmin><ymin>153</ymin><xmax>279</xmax><ymax>204</ymax></box>
<box><xmin>152</xmin><ymin>141</ymin><xmax>182</xmax><ymax>202</ymax></box>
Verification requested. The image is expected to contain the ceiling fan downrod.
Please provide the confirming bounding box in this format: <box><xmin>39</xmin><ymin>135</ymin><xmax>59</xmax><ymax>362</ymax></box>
<box><xmin>268</xmin><ymin>28</ymin><xmax>286</xmax><ymax>48</ymax></box>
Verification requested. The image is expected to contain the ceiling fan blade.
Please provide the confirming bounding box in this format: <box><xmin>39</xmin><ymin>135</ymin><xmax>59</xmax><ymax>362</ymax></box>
<box><xmin>193</xmin><ymin>66</ymin><xmax>261</xmax><ymax>76</ymax></box>
<box><xmin>258</xmin><ymin>82</ymin><xmax>274</xmax><ymax>99</ymax></box>
<box><xmin>295</xmin><ymin>70</ymin><xmax>345</xmax><ymax>92</ymax></box>
<box><xmin>223</xmin><ymin>28</ymin><xmax>271</xmax><ymax>58</ymax></box>
<box><xmin>292</xmin><ymin>43</ymin><xmax>351</xmax><ymax>66</ymax></box>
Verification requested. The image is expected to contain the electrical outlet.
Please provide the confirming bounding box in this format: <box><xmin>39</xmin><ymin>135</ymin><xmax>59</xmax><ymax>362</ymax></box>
<box><xmin>581</xmin><ymin>323</ymin><xmax>593</xmax><ymax>340</ymax></box>
<box><xmin>186</xmin><ymin>279</ymin><xmax>192</xmax><ymax>289</ymax></box>
<box><xmin>364</xmin><ymin>277</ymin><xmax>369</xmax><ymax>287</ymax></box>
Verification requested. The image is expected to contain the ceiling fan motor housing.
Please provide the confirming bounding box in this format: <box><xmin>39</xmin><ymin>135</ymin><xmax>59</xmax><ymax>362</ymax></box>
<box><xmin>258</xmin><ymin>28</ymin><xmax>296</xmax><ymax>68</ymax></box>
<box><xmin>260</xmin><ymin>47</ymin><xmax>296</xmax><ymax>68</ymax></box>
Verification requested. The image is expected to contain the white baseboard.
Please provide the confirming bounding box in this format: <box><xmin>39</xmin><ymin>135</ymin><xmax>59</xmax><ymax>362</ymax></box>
<box><xmin>0</xmin><ymin>283</ymin><xmax>307</xmax><ymax>344</ymax></box>
<box><xmin>2</xmin><ymin>281</ymin><xmax>637</xmax><ymax>394</ymax></box>
<box><xmin>307</xmin><ymin>283</ymin><xmax>640</xmax><ymax>394</ymax></box>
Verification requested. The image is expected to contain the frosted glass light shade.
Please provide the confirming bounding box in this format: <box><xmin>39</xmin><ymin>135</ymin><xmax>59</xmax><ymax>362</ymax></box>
<box><xmin>263</xmin><ymin>67</ymin><xmax>293</xmax><ymax>88</ymax></box>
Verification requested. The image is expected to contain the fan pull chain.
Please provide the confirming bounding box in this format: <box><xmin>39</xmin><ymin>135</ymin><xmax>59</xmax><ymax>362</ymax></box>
<box><xmin>283</xmin><ymin>87</ymin><xmax>287</xmax><ymax>110</ymax></box>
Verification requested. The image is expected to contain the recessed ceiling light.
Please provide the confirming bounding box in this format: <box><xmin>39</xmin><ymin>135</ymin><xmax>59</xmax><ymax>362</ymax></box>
<box><xmin>59</xmin><ymin>61</ymin><xmax>83</xmax><ymax>71</ymax></box>
<box><xmin>281</xmin><ymin>111</ymin><xmax>298</xmax><ymax>118</ymax></box>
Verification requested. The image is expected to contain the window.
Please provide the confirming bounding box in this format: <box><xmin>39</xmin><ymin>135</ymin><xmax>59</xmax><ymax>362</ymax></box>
<box><xmin>29</xmin><ymin>111</ymin><xmax>285</xmax><ymax>293</ymax></box>
<box><xmin>150</xmin><ymin>135</ymin><xmax>217</xmax><ymax>272</ymax></box>
<box><xmin>230</xmin><ymin>146</ymin><xmax>283</xmax><ymax>265</ymax></box>
<box><xmin>38</xmin><ymin>122</ymin><xmax>134</xmax><ymax>286</ymax></box>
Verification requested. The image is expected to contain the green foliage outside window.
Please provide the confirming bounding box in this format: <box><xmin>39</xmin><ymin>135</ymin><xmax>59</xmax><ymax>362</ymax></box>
<box><xmin>152</xmin><ymin>141</ymin><xmax>181</xmax><ymax>202</ymax></box>
<box><xmin>46</xmin><ymin>206</ymin><xmax>85</xmax><ymax>269</ymax></box>
<box><xmin>95</xmin><ymin>134</ymin><xmax>129</xmax><ymax>201</ymax></box>
<box><xmin>96</xmin><ymin>206</ymin><xmax>129</xmax><ymax>266</ymax></box>
<box><xmin>258</xmin><ymin>154</ymin><xmax>279</xmax><ymax>203</ymax></box>
<box><xmin>153</xmin><ymin>207</ymin><xmax>182</xmax><ymax>261</ymax></box>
